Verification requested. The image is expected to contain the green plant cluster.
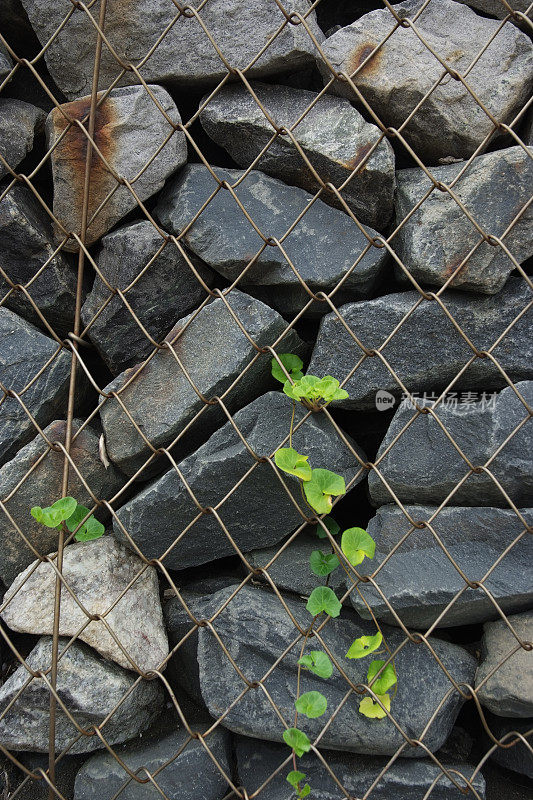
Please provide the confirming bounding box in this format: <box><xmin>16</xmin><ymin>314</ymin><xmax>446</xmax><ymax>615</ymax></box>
<box><xmin>30</xmin><ymin>497</ymin><xmax>105</xmax><ymax>542</ymax></box>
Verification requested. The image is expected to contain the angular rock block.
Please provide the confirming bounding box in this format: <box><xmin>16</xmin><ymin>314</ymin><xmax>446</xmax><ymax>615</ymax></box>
<box><xmin>81</xmin><ymin>220</ymin><xmax>214</xmax><ymax>374</ymax></box>
<box><xmin>0</xmin><ymin>637</ymin><xmax>163</xmax><ymax>753</ymax></box>
<box><xmin>100</xmin><ymin>291</ymin><xmax>306</xmax><ymax>477</ymax></box>
<box><xmin>349</xmin><ymin>505</ymin><xmax>533</xmax><ymax>628</ymax></box>
<box><xmin>489</xmin><ymin>716</ymin><xmax>533</xmax><ymax>779</ymax></box>
<box><xmin>164</xmin><ymin>585</ymin><xmax>476</xmax><ymax>756</ymax></box>
<box><xmin>368</xmin><ymin>382</ymin><xmax>533</xmax><ymax>506</ymax></box>
<box><xmin>2</xmin><ymin>536</ymin><xmax>169</xmax><ymax>672</ymax></box>
<box><xmin>46</xmin><ymin>85</ymin><xmax>186</xmax><ymax>250</ymax></box>
<box><xmin>199</xmin><ymin>82</ymin><xmax>395</xmax><ymax>229</ymax></box>
<box><xmin>114</xmin><ymin>391</ymin><xmax>365</xmax><ymax>570</ymax></box>
<box><xmin>155</xmin><ymin>165</ymin><xmax>389</xmax><ymax>317</ymax></box>
<box><xmin>0</xmin><ymin>98</ymin><xmax>45</xmax><ymax>178</ymax></box>
<box><xmin>319</xmin><ymin>0</ymin><xmax>533</xmax><ymax>161</ymax></box>
<box><xmin>20</xmin><ymin>0</ymin><xmax>323</xmax><ymax>99</ymax></box>
<box><xmin>394</xmin><ymin>146</ymin><xmax>533</xmax><ymax>293</ymax></box>
<box><xmin>0</xmin><ymin>418</ymin><xmax>124</xmax><ymax>586</ymax></box>
<box><xmin>308</xmin><ymin>278</ymin><xmax>533</xmax><ymax>410</ymax></box>
<box><xmin>458</xmin><ymin>1</ymin><xmax>530</xmax><ymax>20</ymax></box>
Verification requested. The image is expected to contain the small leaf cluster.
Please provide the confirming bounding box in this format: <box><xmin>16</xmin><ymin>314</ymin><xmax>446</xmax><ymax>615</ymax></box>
<box><xmin>272</xmin><ymin>354</ymin><xmax>348</xmax><ymax>408</ymax></box>
<box><xmin>31</xmin><ymin>497</ymin><xmax>104</xmax><ymax>542</ymax></box>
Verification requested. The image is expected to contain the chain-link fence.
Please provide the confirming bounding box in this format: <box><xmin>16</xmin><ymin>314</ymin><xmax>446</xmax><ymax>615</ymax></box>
<box><xmin>0</xmin><ymin>0</ymin><xmax>531</xmax><ymax>798</ymax></box>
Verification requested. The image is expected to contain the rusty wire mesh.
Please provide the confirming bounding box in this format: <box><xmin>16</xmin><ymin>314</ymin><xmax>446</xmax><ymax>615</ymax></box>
<box><xmin>0</xmin><ymin>0</ymin><xmax>531</xmax><ymax>798</ymax></box>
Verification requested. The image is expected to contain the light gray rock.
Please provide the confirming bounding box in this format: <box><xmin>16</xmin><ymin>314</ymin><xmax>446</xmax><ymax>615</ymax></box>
<box><xmin>199</xmin><ymin>82</ymin><xmax>395</xmax><ymax>229</ymax></box>
<box><xmin>0</xmin><ymin>308</ymin><xmax>71</xmax><ymax>465</ymax></box>
<box><xmin>0</xmin><ymin>418</ymin><xmax>124</xmax><ymax>586</ymax></box>
<box><xmin>165</xmin><ymin>584</ymin><xmax>476</xmax><ymax>756</ymax></box>
<box><xmin>81</xmin><ymin>220</ymin><xmax>214</xmax><ymax>374</ymax></box>
<box><xmin>0</xmin><ymin>98</ymin><xmax>44</xmax><ymax>178</ymax></box>
<box><xmin>318</xmin><ymin>0</ymin><xmax>533</xmax><ymax>161</ymax></box>
<box><xmin>349</xmin><ymin>505</ymin><xmax>533</xmax><ymax>628</ymax></box>
<box><xmin>308</xmin><ymin>278</ymin><xmax>533</xmax><ymax>410</ymax></box>
<box><xmin>368</xmin><ymin>382</ymin><xmax>533</xmax><ymax>507</ymax></box>
<box><xmin>2</xmin><ymin>536</ymin><xmax>168</xmax><ymax>672</ymax></box>
<box><xmin>46</xmin><ymin>85</ymin><xmax>186</xmax><ymax>251</ymax></box>
<box><xmin>476</xmin><ymin>611</ymin><xmax>533</xmax><ymax>717</ymax></box>
<box><xmin>458</xmin><ymin>1</ymin><xmax>530</xmax><ymax>20</ymax></box>
<box><xmin>99</xmin><ymin>291</ymin><xmax>306</xmax><ymax>477</ymax></box>
<box><xmin>20</xmin><ymin>0</ymin><xmax>323</xmax><ymax>99</ymax></box>
<box><xmin>489</xmin><ymin>717</ymin><xmax>533</xmax><ymax>779</ymax></box>
<box><xmin>154</xmin><ymin>165</ymin><xmax>389</xmax><ymax>317</ymax></box>
<box><xmin>114</xmin><ymin>391</ymin><xmax>365</xmax><ymax>570</ymax></box>
<box><xmin>0</xmin><ymin>637</ymin><xmax>163</xmax><ymax>753</ymax></box>
<box><xmin>74</xmin><ymin>725</ymin><xmax>232</xmax><ymax>800</ymax></box>
<box><xmin>394</xmin><ymin>147</ymin><xmax>533</xmax><ymax>293</ymax></box>
<box><xmin>235</xmin><ymin>736</ymin><xmax>486</xmax><ymax>799</ymax></box>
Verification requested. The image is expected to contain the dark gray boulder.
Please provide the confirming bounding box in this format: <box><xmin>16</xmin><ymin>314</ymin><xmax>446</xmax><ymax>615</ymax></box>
<box><xmin>114</xmin><ymin>391</ymin><xmax>365</xmax><ymax>570</ymax></box>
<box><xmin>489</xmin><ymin>717</ymin><xmax>533</xmax><ymax>779</ymax></box>
<box><xmin>0</xmin><ymin>98</ymin><xmax>45</xmax><ymax>178</ymax></box>
<box><xmin>394</xmin><ymin>147</ymin><xmax>533</xmax><ymax>294</ymax></box>
<box><xmin>199</xmin><ymin>82</ymin><xmax>395</xmax><ymax>229</ymax></box>
<box><xmin>308</xmin><ymin>278</ymin><xmax>533</xmax><ymax>410</ymax></box>
<box><xmin>349</xmin><ymin>505</ymin><xmax>533</xmax><ymax>628</ymax></box>
<box><xmin>99</xmin><ymin>291</ymin><xmax>306</xmax><ymax>477</ymax></box>
<box><xmin>154</xmin><ymin>165</ymin><xmax>389</xmax><ymax>317</ymax></box>
<box><xmin>81</xmin><ymin>220</ymin><xmax>214</xmax><ymax>374</ymax></box>
<box><xmin>368</xmin><ymin>382</ymin><xmax>533</xmax><ymax>507</ymax></box>
<box><xmin>0</xmin><ymin>43</ymin><xmax>12</xmax><ymax>79</ymax></box>
<box><xmin>318</xmin><ymin>0</ymin><xmax>533</xmax><ymax>161</ymax></box>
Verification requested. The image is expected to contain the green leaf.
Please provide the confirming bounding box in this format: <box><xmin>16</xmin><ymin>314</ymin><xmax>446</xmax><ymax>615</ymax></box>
<box><xmin>283</xmin><ymin>380</ymin><xmax>301</xmax><ymax>401</ymax></box>
<box><xmin>65</xmin><ymin>504</ymin><xmax>90</xmax><ymax>533</ymax></box>
<box><xmin>309</xmin><ymin>550</ymin><xmax>339</xmax><ymax>577</ymax></box>
<box><xmin>51</xmin><ymin>497</ymin><xmax>77</xmax><ymax>519</ymax></box>
<box><xmin>295</xmin><ymin>691</ymin><xmax>327</xmax><ymax>719</ymax></box>
<box><xmin>271</xmin><ymin>354</ymin><xmax>303</xmax><ymax>383</ymax></box>
<box><xmin>66</xmin><ymin>504</ymin><xmax>105</xmax><ymax>542</ymax></box>
<box><xmin>31</xmin><ymin>496</ymin><xmax>77</xmax><ymax>528</ymax></box>
<box><xmin>341</xmin><ymin>527</ymin><xmax>376</xmax><ymax>566</ymax></box>
<box><xmin>298</xmin><ymin>650</ymin><xmax>333</xmax><ymax>679</ymax></box>
<box><xmin>300</xmin><ymin>785</ymin><xmax>311</xmax><ymax>798</ymax></box>
<box><xmin>359</xmin><ymin>693</ymin><xmax>390</xmax><ymax>719</ymax></box>
<box><xmin>306</xmin><ymin>586</ymin><xmax>342</xmax><ymax>618</ymax></box>
<box><xmin>286</xmin><ymin>770</ymin><xmax>306</xmax><ymax>789</ymax></box>
<box><xmin>317</xmin><ymin>376</ymin><xmax>349</xmax><ymax>402</ymax></box>
<box><xmin>367</xmin><ymin>660</ymin><xmax>397</xmax><ymax>695</ymax></box>
<box><xmin>274</xmin><ymin>447</ymin><xmax>312</xmax><ymax>481</ymax></box>
<box><xmin>283</xmin><ymin>728</ymin><xmax>311</xmax><ymax>757</ymax></box>
<box><xmin>315</xmin><ymin>515</ymin><xmax>340</xmax><ymax>539</ymax></box>
<box><xmin>346</xmin><ymin>631</ymin><xmax>383</xmax><ymax>660</ymax></box>
<box><xmin>304</xmin><ymin>469</ymin><xmax>346</xmax><ymax>514</ymax></box>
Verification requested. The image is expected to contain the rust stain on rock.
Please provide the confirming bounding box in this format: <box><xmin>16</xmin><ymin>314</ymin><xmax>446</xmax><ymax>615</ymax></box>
<box><xmin>348</xmin><ymin>42</ymin><xmax>382</xmax><ymax>77</ymax></box>
<box><xmin>343</xmin><ymin>142</ymin><xmax>373</xmax><ymax>172</ymax></box>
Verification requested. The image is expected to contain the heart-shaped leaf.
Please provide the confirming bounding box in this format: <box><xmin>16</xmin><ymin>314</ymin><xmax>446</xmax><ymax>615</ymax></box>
<box><xmin>304</xmin><ymin>469</ymin><xmax>346</xmax><ymax>514</ymax></box>
<box><xmin>367</xmin><ymin>660</ymin><xmax>397</xmax><ymax>695</ymax></box>
<box><xmin>31</xmin><ymin>496</ymin><xmax>77</xmax><ymax>528</ymax></box>
<box><xmin>286</xmin><ymin>771</ymin><xmax>306</xmax><ymax>789</ymax></box>
<box><xmin>317</xmin><ymin>376</ymin><xmax>349</xmax><ymax>402</ymax></box>
<box><xmin>295</xmin><ymin>691</ymin><xmax>328</xmax><ymax>719</ymax></box>
<box><xmin>283</xmin><ymin>380</ymin><xmax>301</xmax><ymax>401</ymax></box>
<box><xmin>274</xmin><ymin>448</ymin><xmax>312</xmax><ymax>481</ymax></box>
<box><xmin>341</xmin><ymin>527</ymin><xmax>376</xmax><ymax>566</ymax></box>
<box><xmin>271</xmin><ymin>353</ymin><xmax>303</xmax><ymax>383</ymax></box>
<box><xmin>298</xmin><ymin>650</ymin><xmax>333</xmax><ymax>679</ymax></box>
<box><xmin>315</xmin><ymin>515</ymin><xmax>340</xmax><ymax>539</ymax></box>
<box><xmin>299</xmin><ymin>786</ymin><xmax>311</xmax><ymax>798</ymax></box>
<box><xmin>306</xmin><ymin>586</ymin><xmax>342</xmax><ymax>618</ymax></box>
<box><xmin>309</xmin><ymin>550</ymin><xmax>339</xmax><ymax>577</ymax></box>
<box><xmin>359</xmin><ymin>693</ymin><xmax>391</xmax><ymax>719</ymax></box>
<box><xmin>66</xmin><ymin>504</ymin><xmax>105</xmax><ymax>542</ymax></box>
<box><xmin>283</xmin><ymin>727</ymin><xmax>311</xmax><ymax>757</ymax></box>
<box><xmin>346</xmin><ymin>631</ymin><xmax>382</xmax><ymax>660</ymax></box>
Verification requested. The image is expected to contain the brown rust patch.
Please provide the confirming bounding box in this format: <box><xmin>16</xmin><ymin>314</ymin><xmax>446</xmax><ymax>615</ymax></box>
<box><xmin>348</xmin><ymin>41</ymin><xmax>383</xmax><ymax>77</ymax></box>
<box><xmin>442</xmin><ymin>250</ymin><xmax>471</xmax><ymax>282</ymax></box>
<box><xmin>343</xmin><ymin>142</ymin><xmax>373</xmax><ymax>172</ymax></box>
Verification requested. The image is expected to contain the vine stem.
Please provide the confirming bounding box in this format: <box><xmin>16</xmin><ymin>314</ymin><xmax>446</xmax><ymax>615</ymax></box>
<box><xmin>289</xmin><ymin>400</ymin><xmax>295</xmax><ymax>449</ymax></box>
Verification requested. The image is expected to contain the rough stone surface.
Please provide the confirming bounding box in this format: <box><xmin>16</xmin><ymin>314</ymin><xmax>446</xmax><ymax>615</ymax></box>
<box><xmin>308</xmin><ymin>278</ymin><xmax>533</xmax><ymax>410</ymax></box>
<box><xmin>0</xmin><ymin>637</ymin><xmax>163</xmax><ymax>753</ymax></box>
<box><xmin>489</xmin><ymin>716</ymin><xmax>533</xmax><ymax>779</ymax></box>
<box><xmin>20</xmin><ymin>0</ymin><xmax>323</xmax><ymax>99</ymax></box>
<box><xmin>0</xmin><ymin>184</ymin><xmax>77</xmax><ymax>335</ymax></box>
<box><xmin>0</xmin><ymin>751</ymin><xmax>85</xmax><ymax>800</ymax></box>
<box><xmin>394</xmin><ymin>147</ymin><xmax>533</xmax><ymax>293</ymax></box>
<box><xmin>199</xmin><ymin>82</ymin><xmax>395</xmax><ymax>229</ymax></box>
<box><xmin>81</xmin><ymin>220</ymin><xmax>214</xmax><ymax>374</ymax></box>
<box><xmin>2</xmin><ymin>536</ymin><xmax>168</xmax><ymax>672</ymax></box>
<box><xmin>0</xmin><ymin>98</ymin><xmax>44</xmax><ymax>178</ymax></box>
<box><xmin>368</xmin><ymin>382</ymin><xmax>533</xmax><ymax>507</ymax></box>
<box><xmin>235</xmin><ymin>737</ymin><xmax>486</xmax><ymax>799</ymax></box>
<box><xmin>115</xmin><ymin>391</ymin><xmax>365</xmax><ymax>570</ymax></box>
<box><xmin>319</xmin><ymin>0</ymin><xmax>533</xmax><ymax>161</ymax></box>
<box><xmin>74</xmin><ymin>725</ymin><xmax>231</xmax><ymax>800</ymax></box>
<box><xmin>458</xmin><ymin>1</ymin><xmax>530</xmax><ymax>20</ymax></box>
<box><xmin>165</xmin><ymin>585</ymin><xmax>476</xmax><ymax>756</ymax></box>
<box><xmin>155</xmin><ymin>165</ymin><xmax>389</xmax><ymax>317</ymax></box>
<box><xmin>476</xmin><ymin>611</ymin><xmax>533</xmax><ymax>718</ymax></box>
<box><xmin>0</xmin><ymin>308</ymin><xmax>71</xmax><ymax>465</ymax></box>
<box><xmin>100</xmin><ymin>291</ymin><xmax>306</xmax><ymax>477</ymax></box>
<box><xmin>0</xmin><ymin>43</ymin><xmax>12</xmax><ymax>80</ymax></box>
<box><xmin>46</xmin><ymin>85</ymin><xmax>186</xmax><ymax>251</ymax></box>
<box><xmin>349</xmin><ymin>505</ymin><xmax>533</xmax><ymax>628</ymax></box>
<box><xmin>0</xmin><ymin>418</ymin><xmax>124</xmax><ymax>586</ymax></box>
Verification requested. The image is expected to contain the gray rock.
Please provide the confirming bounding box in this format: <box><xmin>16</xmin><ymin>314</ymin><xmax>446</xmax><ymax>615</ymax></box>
<box><xmin>318</xmin><ymin>0</ymin><xmax>533</xmax><ymax>161</ymax></box>
<box><xmin>74</xmin><ymin>725</ymin><xmax>231</xmax><ymax>800</ymax></box>
<box><xmin>394</xmin><ymin>147</ymin><xmax>533</xmax><ymax>294</ymax></box>
<box><xmin>368</xmin><ymin>382</ymin><xmax>533</xmax><ymax>506</ymax></box>
<box><xmin>0</xmin><ymin>184</ymin><xmax>76</xmax><ymax>336</ymax></box>
<box><xmin>100</xmin><ymin>291</ymin><xmax>306</xmax><ymax>477</ymax></box>
<box><xmin>2</xmin><ymin>536</ymin><xmax>168</xmax><ymax>672</ymax></box>
<box><xmin>81</xmin><ymin>220</ymin><xmax>214</xmax><ymax>374</ymax></box>
<box><xmin>235</xmin><ymin>736</ymin><xmax>486</xmax><ymax>799</ymax></box>
<box><xmin>0</xmin><ymin>99</ymin><xmax>45</xmax><ymax>178</ymax></box>
<box><xmin>0</xmin><ymin>43</ymin><xmax>12</xmax><ymax>79</ymax></box>
<box><xmin>199</xmin><ymin>82</ymin><xmax>395</xmax><ymax>229</ymax></box>
<box><xmin>46</xmin><ymin>86</ymin><xmax>186</xmax><ymax>251</ymax></box>
<box><xmin>458</xmin><ymin>1</ymin><xmax>530</xmax><ymax>20</ymax></box>
<box><xmin>308</xmin><ymin>278</ymin><xmax>533</xmax><ymax>410</ymax></box>
<box><xmin>0</xmin><ymin>636</ymin><xmax>163</xmax><ymax>753</ymax></box>
<box><xmin>154</xmin><ymin>165</ymin><xmax>389</xmax><ymax>317</ymax></box>
<box><xmin>489</xmin><ymin>717</ymin><xmax>533</xmax><ymax>779</ymax></box>
<box><xmin>349</xmin><ymin>505</ymin><xmax>533</xmax><ymax>628</ymax></box>
<box><xmin>0</xmin><ymin>308</ymin><xmax>71</xmax><ymax>465</ymax></box>
<box><xmin>165</xmin><ymin>584</ymin><xmax>476</xmax><ymax>756</ymax></box>
<box><xmin>0</xmin><ymin>751</ymin><xmax>85</xmax><ymax>800</ymax></box>
<box><xmin>114</xmin><ymin>391</ymin><xmax>365</xmax><ymax>570</ymax></box>
<box><xmin>476</xmin><ymin>611</ymin><xmax>533</xmax><ymax>717</ymax></box>
<box><xmin>20</xmin><ymin>0</ymin><xmax>323</xmax><ymax>100</ymax></box>
<box><xmin>0</xmin><ymin>418</ymin><xmax>124</xmax><ymax>586</ymax></box>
